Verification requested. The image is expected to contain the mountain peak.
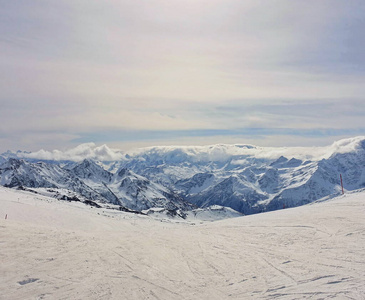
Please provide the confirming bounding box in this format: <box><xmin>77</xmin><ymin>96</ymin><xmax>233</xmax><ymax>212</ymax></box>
<box><xmin>71</xmin><ymin>158</ymin><xmax>112</xmax><ymax>182</ymax></box>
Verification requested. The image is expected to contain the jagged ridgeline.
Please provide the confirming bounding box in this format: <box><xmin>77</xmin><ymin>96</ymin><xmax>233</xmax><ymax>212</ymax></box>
<box><xmin>0</xmin><ymin>137</ymin><xmax>364</xmax><ymax>216</ymax></box>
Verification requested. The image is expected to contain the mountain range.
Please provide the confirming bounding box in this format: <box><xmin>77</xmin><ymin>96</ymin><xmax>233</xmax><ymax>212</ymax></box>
<box><xmin>1</xmin><ymin>136</ymin><xmax>364</xmax><ymax>217</ymax></box>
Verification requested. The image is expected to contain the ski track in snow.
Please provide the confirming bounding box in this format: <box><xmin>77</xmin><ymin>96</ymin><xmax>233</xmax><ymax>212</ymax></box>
<box><xmin>0</xmin><ymin>187</ymin><xmax>364</xmax><ymax>299</ymax></box>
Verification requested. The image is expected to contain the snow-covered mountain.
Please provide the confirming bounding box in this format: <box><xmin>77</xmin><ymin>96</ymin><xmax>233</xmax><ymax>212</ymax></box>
<box><xmin>1</xmin><ymin>136</ymin><xmax>364</xmax><ymax>216</ymax></box>
<box><xmin>0</xmin><ymin>158</ymin><xmax>192</xmax><ymax>214</ymax></box>
<box><xmin>108</xmin><ymin>167</ymin><xmax>192</xmax><ymax>211</ymax></box>
<box><xmin>111</xmin><ymin>136</ymin><xmax>365</xmax><ymax>214</ymax></box>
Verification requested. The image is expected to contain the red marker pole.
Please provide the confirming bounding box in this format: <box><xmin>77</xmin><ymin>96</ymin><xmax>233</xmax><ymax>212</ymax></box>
<box><xmin>340</xmin><ymin>174</ymin><xmax>344</xmax><ymax>195</ymax></box>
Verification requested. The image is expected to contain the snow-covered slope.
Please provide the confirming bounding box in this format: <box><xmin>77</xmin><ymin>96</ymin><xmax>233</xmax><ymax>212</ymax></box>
<box><xmin>143</xmin><ymin>204</ymin><xmax>243</xmax><ymax>221</ymax></box>
<box><xmin>1</xmin><ymin>186</ymin><xmax>364</xmax><ymax>299</ymax></box>
<box><xmin>187</xmin><ymin>205</ymin><xmax>244</xmax><ymax>221</ymax></box>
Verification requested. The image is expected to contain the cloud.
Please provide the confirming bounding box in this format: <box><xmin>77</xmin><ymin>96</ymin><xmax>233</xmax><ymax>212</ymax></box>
<box><xmin>208</xmin><ymin>98</ymin><xmax>365</xmax><ymax>130</ymax></box>
<box><xmin>18</xmin><ymin>136</ymin><xmax>365</xmax><ymax>164</ymax></box>
<box><xmin>23</xmin><ymin>143</ymin><xmax>124</xmax><ymax>162</ymax></box>
<box><xmin>0</xmin><ymin>1</ymin><xmax>364</xmax><ymax>152</ymax></box>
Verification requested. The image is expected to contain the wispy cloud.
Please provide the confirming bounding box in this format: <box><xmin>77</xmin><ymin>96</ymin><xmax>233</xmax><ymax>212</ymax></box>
<box><xmin>0</xmin><ymin>1</ymin><xmax>364</xmax><ymax>152</ymax></box>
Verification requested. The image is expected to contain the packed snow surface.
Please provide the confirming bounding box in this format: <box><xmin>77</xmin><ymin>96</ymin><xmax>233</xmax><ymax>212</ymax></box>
<box><xmin>1</xmin><ymin>186</ymin><xmax>364</xmax><ymax>299</ymax></box>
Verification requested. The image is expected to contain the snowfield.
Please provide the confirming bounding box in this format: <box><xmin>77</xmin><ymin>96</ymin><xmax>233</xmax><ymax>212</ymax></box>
<box><xmin>1</xmin><ymin>186</ymin><xmax>364</xmax><ymax>299</ymax></box>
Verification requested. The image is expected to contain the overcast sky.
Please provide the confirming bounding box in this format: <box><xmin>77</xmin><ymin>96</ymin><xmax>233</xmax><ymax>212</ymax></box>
<box><xmin>1</xmin><ymin>0</ymin><xmax>364</xmax><ymax>152</ymax></box>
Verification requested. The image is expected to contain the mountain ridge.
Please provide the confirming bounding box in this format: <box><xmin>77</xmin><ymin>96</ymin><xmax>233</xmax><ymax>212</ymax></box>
<box><xmin>1</xmin><ymin>136</ymin><xmax>364</xmax><ymax>216</ymax></box>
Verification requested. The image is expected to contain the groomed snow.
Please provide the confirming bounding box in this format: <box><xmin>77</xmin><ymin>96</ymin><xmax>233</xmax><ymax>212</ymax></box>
<box><xmin>1</xmin><ymin>186</ymin><xmax>364</xmax><ymax>299</ymax></box>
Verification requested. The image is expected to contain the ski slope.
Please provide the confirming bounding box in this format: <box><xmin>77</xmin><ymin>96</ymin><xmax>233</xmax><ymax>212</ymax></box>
<box><xmin>1</xmin><ymin>187</ymin><xmax>364</xmax><ymax>299</ymax></box>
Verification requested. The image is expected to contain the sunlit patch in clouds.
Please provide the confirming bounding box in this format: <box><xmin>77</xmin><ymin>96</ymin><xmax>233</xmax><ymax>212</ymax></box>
<box><xmin>0</xmin><ymin>1</ymin><xmax>364</xmax><ymax>152</ymax></box>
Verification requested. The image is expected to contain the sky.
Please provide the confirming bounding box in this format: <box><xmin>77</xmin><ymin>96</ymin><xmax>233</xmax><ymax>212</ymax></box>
<box><xmin>0</xmin><ymin>0</ymin><xmax>364</xmax><ymax>152</ymax></box>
